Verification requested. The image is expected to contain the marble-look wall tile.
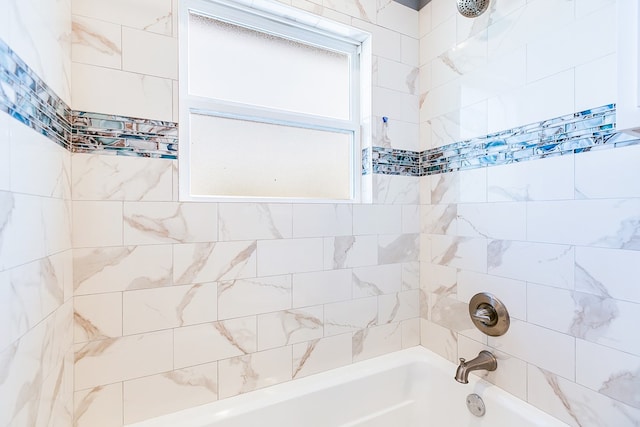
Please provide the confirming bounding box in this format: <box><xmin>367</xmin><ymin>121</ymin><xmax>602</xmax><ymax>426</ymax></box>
<box><xmin>402</xmin><ymin>204</ymin><xmax>420</xmax><ymax>234</ymax></box>
<box><xmin>74</xmin><ymin>330</ymin><xmax>173</xmax><ymax>390</ymax></box>
<box><xmin>123</xmin><ymin>362</ymin><xmax>218</xmax><ymax>424</ymax></box>
<box><xmin>173</xmin><ymin>317</ymin><xmax>257</xmax><ymax>369</ymax></box>
<box><xmin>1</xmin><ymin>254</ymin><xmax>67</xmax><ymax>351</ymax></box>
<box><xmin>373</xmin><ymin>175</ymin><xmax>419</xmax><ymax>205</ymax></box>
<box><xmin>487</xmin><ymin>155</ymin><xmax>574</xmax><ymax>202</ymax></box>
<box><xmin>292</xmin><ymin>333</ymin><xmax>352</xmax><ymax>379</ymax></box>
<box><xmin>123</xmin><ymin>202</ymin><xmax>218</xmax><ymax>244</ymax></box>
<box><xmin>421</xmin><ymin>204</ymin><xmax>457</xmax><ymax>235</ymax></box>
<box><xmin>72</xmin><ymin>62</ymin><xmax>173</xmax><ymax>122</ymax></box>
<box><xmin>122</xmin><ymin>27</ymin><xmax>177</xmax><ymax>79</ymax></box>
<box><xmin>324</xmin><ymin>297</ymin><xmax>378</xmax><ymax>336</ymax></box>
<box><xmin>257</xmin><ymin>238</ymin><xmax>323</xmax><ymax>276</ymax></box>
<box><xmin>72</xmin><ymin>201</ymin><xmax>123</xmax><ymax>248</ymax></box>
<box><xmin>352</xmin><ymin>263</ymin><xmax>402</xmax><ymax>297</ymax></box>
<box><xmin>430</xmin><ymin>172</ymin><xmax>459</xmax><ymax>204</ymax></box>
<box><xmin>7</xmin><ymin>0</ymin><xmax>72</xmax><ymax>104</ymax></box>
<box><xmin>218</xmin><ymin>275</ymin><xmax>291</xmax><ymax>319</ymax></box>
<box><xmin>457</xmin><ymin>202</ymin><xmax>526</xmax><ymax>241</ymax></box>
<box><xmin>527</xmin><ymin>283</ymin><xmax>640</xmax><ymax>357</ymax></box>
<box><xmin>431</xmin><ymin>235</ymin><xmax>486</xmax><ymax>272</ymax></box>
<box><xmin>527</xmin><ymin>365</ymin><xmax>640</xmax><ymax>427</ymax></box>
<box><xmin>401</xmin><ymin>261</ymin><xmax>419</xmax><ymax>290</ymax></box>
<box><xmin>123</xmin><ymin>283</ymin><xmax>218</xmax><ymax>335</ymax></box>
<box><xmin>378</xmin><ymin>233</ymin><xmax>419</xmax><ymax>264</ymax></box>
<box><xmin>0</xmin><ymin>193</ymin><xmax>47</xmax><ymax>270</ymax></box>
<box><xmin>323</xmin><ymin>235</ymin><xmax>378</xmax><ymax>269</ymax></box>
<box><xmin>525</xmin><ymin>4</ymin><xmax>614</xmax><ymax>84</ymax></box>
<box><xmin>420</xmin><ymin>319</ymin><xmax>457</xmax><ymax>363</ymax></box>
<box><xmin>575</xmin><ymin>246</ymin><xmax>640</xmax><ymax>304</ymax></box>
<box><xmin>353</xmin><ymin>204</ymin><xmax>402</xmax><ymax>235</ymax></box>
<box><xmin>576</xmin><ymin>339</ymin><xmax>640</xmax><ymax>409</ymax></box>
<box><xmin>219</xmin><ymin>203</ymin><xmax>292</xmax><ymax>241</ymax></box>
<box><xmin>218</xmin><ymin>346</ymin><xmax>292</xmax><ymax>399</ymax></box>
<box><xmin>74</xmin><ymin>383</ymin><xmax>123</xmax><ymax>427</ymax></box>
<box><xmin>324</xmin><ymin>0</ymin><xmax>376</xmax><ymax>23</ymax></box>
<box><xmin>72</xmin><ymin>154</ymin><xmax>173</xmax><ymax>201</ymax></box>
<box><xmin>72</xmin><ymin>0</ymin><xmax>173</xmax><ymax>36</ymax></box>
<box><xmin>258</xmin><ymin>306</ymin><xmax>324</xmax><ymax>350</ymax></box>
<box><xmin>376</xmin><ymin>57</ymin><xmax>419</xmax><ymax>94</ymax></box>
<box><xmin>292</xmin><ymin>269</ymin><xmax>352</xmax><ymax>307</ymax></box>
<box><xmin>353</xmin><ymin>322</ymin><xmax>402</xmax><ymax>362</ymax></box>
<box><xmin>488</xmin><ymin>240</ymin><xmax>574</xmax><ymax>289</ymax></box>
<box><xmin>527</xmin><ymin>199</ymin><xmax>640</xmax><ymax>250</ymax></box>
<box><xmin>74</xmin><ymin>293</ymin><xmax>123</xmax><ymax>343</ymax></box>
<box><xmin>574</xmin><ymin>53</ymin><xmax>616</xmax><ymax>112</ymax></box>
<box><xmin>421</xmin><ymin>263</ymin><xmax>456</xmax><ymax>294</ymax></box>
<box><xmin>420</xmin><ymin>14</ymin><xmax>455</xmax><ymax>65</ymax></box>
<box><xmin>376</xmin><ymin>0</ymin><xmax>418</xmax><ymax>37</ymax></box>
<box><xmin>1</xmin><ymin>300</ymin><xmax>72</xmax><ymax>427</ymax></box>
<box><xmin>292</xmin><ymin>204</ymin><xmax>352</xmax><ymax>237</ymax></box>
<box><xmin>173</xmin><ymin>241</ymin><xmax>257</xmax><ymax>285</ymax></box>
<box><xmin>486</xmin><ymin>0</ymin><xmax>575</xmax><ymax>62</ymax></box>
<box><xmin>0</xmin><ymin>0</ymin><xmax>8</xmax><ymax>43</ymax></box>
<box><xmin>401</xmin><ymin>318</ymin><xmax>420</xmax><ymax>348</ymax></box>
<box><xmin>458</xmin><ymin>167</ymin><xmax>487</xmax><ymax>203</ymax></box>
<box><xmin>575</xmin><ymin>144</ymin><xmax>640</xmax><ymax>200</ymax></box>
<box><xmin>10</xmin><ymin>121</ymin><xmax>70</xmax><ymax>199</ymax></box>
<box><xmin>378</xmin><ymin>290</ymin><xmax>419</xmax><ymax>324</ymax></box>
<box><xmin>72</xmin><ymin>15</ymin><xmax>122</xmax><ymax>69</ymax></box>
<box><xmin>487</xmin><ymin>70</ymin><xmax>575</xmax><ymax>134</ymax></box>
<box><xmin>74</xmin><ymin>245</ymin><xmax>172</xmax><ymax>295</ymax></box>
<box><xmin>0</xmin><ymin>114</ymin><xmax>10</xmax><ymax>192</ymax></box>
<box><xmin>488</xmin><ymin>319</ymin><xmax>575</xmax><ymax>380</ymax></box>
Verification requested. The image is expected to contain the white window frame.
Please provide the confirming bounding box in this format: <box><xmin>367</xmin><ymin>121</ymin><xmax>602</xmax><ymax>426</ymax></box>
<box><xmin>178</xmin><ymin>0</ymin><xmax>371</xmax><ymax>203</ymax></box>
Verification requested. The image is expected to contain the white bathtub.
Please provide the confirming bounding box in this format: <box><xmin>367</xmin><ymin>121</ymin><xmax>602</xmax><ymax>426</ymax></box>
<box><xmin>130</xmin><ymin>346</ymin><xmax>568</xmax><ymax>427</ymax></box>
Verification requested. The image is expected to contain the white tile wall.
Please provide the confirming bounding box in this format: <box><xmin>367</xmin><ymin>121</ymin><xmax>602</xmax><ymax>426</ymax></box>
<box><xmin>123</xmin><ymin>362</ymin><xmax>218</xmax><ymax>424</ymax></box>
<box><xmin>418</xmin><ymin>1</ymin><xmax>635</xmax><ymax>424</ymax></box>
<box><xmin>292</xmin><ymin>333</ymin><xmax>352</xmax><ymax>378</ymax></box>
<box><xmin>5</xmin><ymin>0</ymin><xmax>636</xmax><ymax>426</ymax></box>
<box><xmin>218</xmin><ymin>346</ymin><xmax>292</xmax><ymax>399</ymax></box>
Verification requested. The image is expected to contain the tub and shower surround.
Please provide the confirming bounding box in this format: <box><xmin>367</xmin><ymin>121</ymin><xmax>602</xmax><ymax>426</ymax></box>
<box><xmin>418</xmin><ymin>0</ymin><xmax>640</xmax><ymax>426</ymax></box>
<box><xmin>2</xmin><ymin>0</ymin><xmax>640</xmax><ymax>427</ymax></box>
<box><xmin>69</xmin><ymin>0</ymin><xmax>422</xmax><ymax>425</ymax></box>
<box><xmin>0</xmin><ymin>1</ymin><xmax>74</xmax><ymax>427</ymax></box>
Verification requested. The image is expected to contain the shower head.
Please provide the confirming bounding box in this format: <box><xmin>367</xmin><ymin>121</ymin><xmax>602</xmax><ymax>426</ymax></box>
<box><xmin>456</xmin><ymin>0</ymin><xmax>490</xmax><ymax>17</ymax></box>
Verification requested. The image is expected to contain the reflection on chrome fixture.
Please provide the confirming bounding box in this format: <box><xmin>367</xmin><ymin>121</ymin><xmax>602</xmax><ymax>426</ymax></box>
<box><xmin>454</xmin><ymin>350</ymin><xmax>497</xmax><ymax>384</ymax></box>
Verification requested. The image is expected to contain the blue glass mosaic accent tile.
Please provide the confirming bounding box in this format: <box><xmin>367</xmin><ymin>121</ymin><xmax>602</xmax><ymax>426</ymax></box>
<box><xmin>72</xmin><ymin>111</ymin><xmax>178</xmax><ymax>159</ymax></box>
<box><xmin>372</xmin><ymin>104</ymin><xmax>640</xmax><ymax>177</ymax></box>
<box><xmin>362</xmin><ymin>147</ymin><xmax>372</xmax><ymax>175</ymax></box>
<box><xmin>0</xmin><ymin>40</ymin><xmax>71</xmax><ymax>150</ymax></box>
<box><xmin>1</xmin><ymin>36</ymin><xmax>639</xmax><ymax>174</ymax></box>
<box><xmin>0</xmin><ymin>37</ymin><xmax>177</xmax><ymax>159</ymax></box>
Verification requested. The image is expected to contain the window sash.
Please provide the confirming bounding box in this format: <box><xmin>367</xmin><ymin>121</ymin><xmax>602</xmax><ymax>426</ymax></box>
<box><xmin>179</xmin><ymin>0</ymin><xmax>364</xmax><ymax>202</ymax></box>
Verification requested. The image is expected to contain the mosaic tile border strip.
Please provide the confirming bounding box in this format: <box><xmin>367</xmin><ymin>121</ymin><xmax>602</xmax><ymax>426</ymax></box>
<box><xmin>0</xmin><ymin>41</ymin><xmax>71</xmax><ymax>150</ymax></box>
<box><xmin>2</xmin><ymin>37</ymin><xmax>640</xmax><ymax>173</ymax></box>
<box><xmin>0</xmin><ymin>38</ymin><xmax>178</xmax><ymax>159</ymax></box>
<box><xmin>372</xmin><ymin>104</ymin><xmax>640</xmax><ymax>177</ymax></box>
<box><xmin>71</xmin><ymin>111</ymin><xmax>178</xmax><ymax>158</ymax></box>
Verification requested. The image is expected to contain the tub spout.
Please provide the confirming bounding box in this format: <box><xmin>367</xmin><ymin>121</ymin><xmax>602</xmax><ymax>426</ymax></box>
<box><xmin>454</xmin><ymin>350</ymin><xmax>497</xmax><ymax>384</ymax></box>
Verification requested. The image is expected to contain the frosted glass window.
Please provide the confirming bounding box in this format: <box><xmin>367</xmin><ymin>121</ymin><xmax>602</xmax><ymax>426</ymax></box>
<box><xmin>190</xmin><ymin>114</ymin><xmax>352</xmax><ymax>199</ymax></box>
<box><xmin>188</xmin><ymin>12</ymin><xmax>351</xmax><ymax>120</ymax></box>
<box><xmin>179</xmin><ymin>0</ymin><xmax>368</xmax><ymax>202</ymax></box>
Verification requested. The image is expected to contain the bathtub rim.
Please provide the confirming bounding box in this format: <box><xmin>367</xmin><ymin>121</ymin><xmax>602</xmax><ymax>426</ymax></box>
<box><xmin>126</xmin><ymin>345</ymin><xmax>569</xmax><ymax>427</ymax></box>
